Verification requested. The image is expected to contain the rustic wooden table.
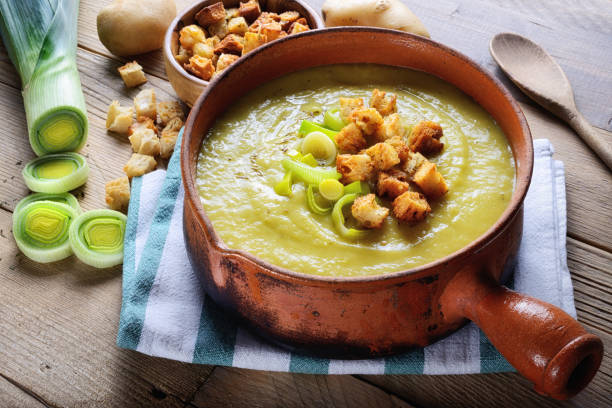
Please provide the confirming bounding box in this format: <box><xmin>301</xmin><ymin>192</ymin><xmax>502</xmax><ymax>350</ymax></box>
<box><xmin>0</xmin><ymin>0</ymin><xmax>610</xmax><ymax>407</ymax></box>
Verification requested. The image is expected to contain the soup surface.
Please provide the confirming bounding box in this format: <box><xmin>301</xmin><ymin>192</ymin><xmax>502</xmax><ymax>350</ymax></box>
<box><xmin>196</xmin><ymin>65</ymin><xmax>515</xmax><ymax>277</ymax></box>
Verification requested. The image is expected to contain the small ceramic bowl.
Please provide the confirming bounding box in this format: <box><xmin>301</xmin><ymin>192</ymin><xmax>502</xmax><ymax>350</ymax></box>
<box><xmin>163</xmin><ymin>0</ymin><xmax>323</xmax><ymax>106</ymax></box>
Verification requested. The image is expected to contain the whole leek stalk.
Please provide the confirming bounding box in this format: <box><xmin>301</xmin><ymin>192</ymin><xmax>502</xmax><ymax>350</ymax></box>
<box><xmin>0</xmin><ymin>0</ymin><xmax>88</xmax><ymax>156</ymax></box>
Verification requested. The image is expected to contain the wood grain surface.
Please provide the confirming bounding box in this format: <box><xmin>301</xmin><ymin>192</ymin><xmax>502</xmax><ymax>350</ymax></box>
<box><xmin>0</xmin><ymin>0</ymin><xmax>610</xmax><ymax>407</ymax></box>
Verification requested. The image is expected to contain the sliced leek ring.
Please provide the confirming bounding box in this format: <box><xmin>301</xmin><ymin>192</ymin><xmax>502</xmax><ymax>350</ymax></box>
<box><xmin>13</xmin><ymin>201</ymin><xmax>78</xmax><ymax>263</ymax></box>
<box><xmin>14</xmin><ymin>192</ymin><xmax>81</xmax><ymax>217</ymax></box>
<box><xmin>22</xmin><ymin>152</ymin><xmax>89</xmax><ymax>193</ymax></box>
<box><xmin>301</xmin><ymin>131</ymin><xmax>337</xmax><ymax>164</ymax></box>
<box><xmin>69</xmin><ymin>210</ymin><xmax>127</xmax><ymax>268</ymax></box>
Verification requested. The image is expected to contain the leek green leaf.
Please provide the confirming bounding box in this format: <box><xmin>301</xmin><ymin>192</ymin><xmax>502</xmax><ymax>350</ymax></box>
<box><xmin>281</xmin><ymin>158</ymin><xmax>341</xmax><ymax>186</ymax></box>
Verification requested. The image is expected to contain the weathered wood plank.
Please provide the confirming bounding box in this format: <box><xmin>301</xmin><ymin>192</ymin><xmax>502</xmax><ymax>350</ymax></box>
<box><xmin>0</xmin><ymin>375</ymin><xmax>47</xmax><ymax>408</ymax></box>
<box><xmin>191</xmin><ymin>367</ymin><xmax>416</xmax><ymax>408</ymax></box>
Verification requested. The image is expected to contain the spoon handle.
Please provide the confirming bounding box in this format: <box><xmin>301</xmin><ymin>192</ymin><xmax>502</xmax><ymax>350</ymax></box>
<box><xmin>567</xmin><ymin>112</ymin><xmax>612</xmax><ymax>171</ymax></box>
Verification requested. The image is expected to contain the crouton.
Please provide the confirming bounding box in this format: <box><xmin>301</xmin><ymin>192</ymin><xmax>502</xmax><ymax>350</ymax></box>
<box><xmin>378</xmin><ymin>171</ymin><xmax>411</xmax><ymax>199</ymax></box>
<box><xmin>336</xmin><ymin>154</ymin><xmax>374</xmax><ymax>184</ymax></box>
<box><xmin>279</xmin><ymin>10</ymin><xmax>300</xmax><ymax>30</ymax></box>
<box><xmin>105</xmin><ymin>176</ymin><xmax>130</xmax><ymax>211</ymax></box>
<box><xmin>184</xmin><ymin>55</ymin><xmax>215</xmax><ymax>80</ymax></box>
<box><xmin>179</xmin><ymin>25</ymin><xmax>206</xmax><ymax>50</ymax></box>
<box><xmin>242</xmin><ymin>32</ymin><xmax>267</xmax><ymax>54</ymax></box>
<box><xmin>261</xmin><ymin>21</ymin><xmax>283</xmax><ymax>41</ymax></box>
<box><xmin>409</xmin><ymin>120</ymin><xmax>444</xmax><ymax>155</ymax></box>
<box><xmin>289</xmin><ymin>21</ymin><xmax>309</xmax><ymax>34</ymax></box>
<box><xmin>239</xmin><ymin>0</ymin><xmax>261</xmax><ymax>23</ymax></box>
<box><xmin>216</xmin><ymin>53</ymin><xmax>239</xmax><ymax>73</ymax></box>
<box><xmin>160</xmin><ymin>117</ymin><xmax>184</xmax><ymax>159</ymax></box>
<box><xmin>157</xmin><ymin>101</ymin><xmax>184</xmax><ymax>126</ymax></box>
<box><xmin>370</xmin><ymin>89</ymin><xmax>397</xmax><ymax>116</ymax></box>
<box><xmin>174</xmin><ymin>46</ymin><xmax>190</xmax><ymax>65</ymax></box>
<box><xmin>128</xmin><ymin>128</ymin><xmax>160</xmax><ymax>156</ymax></box>
<box><xmin>248</xmin><ymin>12</ymin><xmax>280</xmax><ymax>33</ymax></box>
<box><xmin>208</xmin><ymin>19</ymin><xmax>228</xmax><ymax>39</ymax></box>
<box><xmin>349</xmin><ymin>108</ymin><xmax>384</xmax><ymax>136</ymax></box>
<box><xmin>393</xmin><ymin>191</ymin><xmax>431</xmax><ymax>222</ymax></box>
<box><xmin>335</xmin><ymin>122</ymin><xmax>367</xmax><ymax>154</ymax></box>
<box><xmin>128</xmin><ymin>116</ymin><xmax>157</xmax><ymax>136</ymax></box>
<box><xmin>351</xmin><ymin>194</ymin><xmax>389</xmax><ymax>229</ymax></box>
<box><xmin>295</xmin><ymin>17</ymin><xmax>308</xmax><ymax>26</ymax></box>
<box><xmin>228</xmin><ymin>16</ymin><xmax>248</xmax><ymax>35</ymax></box>
<box><xmin>133</xmin><ymin>88</ymin><xmax>156</xmax><ymax>120</ymax></box>
<box><xmin>117</xmin><ymin>61</ymin><xmax>147</xmax><ymax>88</ymax></box>
<box><xmin>207</xmin><ymin>36</ymin><xmax>221</xmax><ymax>47</ymax></box>
<box><xmin>195</xmin><ymin>2</ymin><xmax>226</xmax><ymax>26</ymax></box>
<box><xmin>385</xmin><ymin>136</ymin><xmax>411</xmax><ymax>162</ymax></box>
<box><xmin>193</xmin><ymin>41</ymin><xmax>215</xmax><ymax>59</ymax></box>
<box><xmin>226</xmin><ymin>7</ymin><xmax>240</xmax><ymax>19</ymax></box>
<box><xmin>214</xmin><ymin>33</ymin><xmax>244</xmax><ymax>55</ymax></box>
<box><xmin>106</xmin><ymin>101</ymin><xmax>133</xmax><ymax>135</ymax></box>
<box><xmin>375</xmin><ymin>113</ymin><xmax>405</xmax><ymax>142</ymax></box>
<box><xmin>339</xmin><ymin>97</ymin><xmax>364</xmax><ymax>122</ymax></box>
<box><xmin>412</xmin><ymin>161</ymin><xmax>448</xmax><ymax>198</ymax></box>
<box><xmin>365</xmin><ymin>142</ymin><xmax>400</xmax><ymax>171</ymax></box>
<box><xmin>402</xmin><ymin>151</ymin><xmax>428</xmax><ymax>177</ymax></box>
<box><xmin>123</xmin><ymin>153</ymin><xmax>157</xmax><ymax>178</ymax></box>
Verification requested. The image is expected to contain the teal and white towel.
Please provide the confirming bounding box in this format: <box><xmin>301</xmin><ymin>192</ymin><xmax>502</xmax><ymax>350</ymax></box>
<box><xmin>117</xmin><ymin>132</ymin><xmax>575</xmax><ymax>374</ymax></box>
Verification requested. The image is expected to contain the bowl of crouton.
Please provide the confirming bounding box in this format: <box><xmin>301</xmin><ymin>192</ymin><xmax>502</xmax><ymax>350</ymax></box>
<box><xmin>164</xmin><ymin>0</ymin><xmax>322</xmax><ymax>106</ymax></box>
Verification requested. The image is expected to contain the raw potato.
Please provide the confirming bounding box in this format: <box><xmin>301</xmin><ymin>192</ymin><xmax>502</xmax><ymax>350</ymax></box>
<box><xmin>97</xmin><ymin>0</ymin><xmax>177</xmax><ymax>56</ymax></box>
<box><xmin>321</xmin><ymin>0</ymin><xmax>429</xmax><ymax>38</ymax></box>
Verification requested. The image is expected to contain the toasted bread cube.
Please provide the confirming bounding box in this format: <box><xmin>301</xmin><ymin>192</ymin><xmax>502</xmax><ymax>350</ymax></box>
<box><xmin>216</xmin><ymin>53</ymin><xmax>239</xmax><ymax>73</ymax></box>
<box><xmin>393</xmin><ymin>191</ymin><xmax>431</xmax><ymax>222</ymax></box>
<box><xmin>339</xmin><ymin>97</ymin><xmax>364</xmax><ymax>122</ymax></box>
<box><xmin>133</xmin><ymin>88</ymin><xmax>156</xmax><ymax>120</ymax></box>
<box><xmin>370</xmin><ymin>89</ymin><xmax>397</xmax><ymax>116</ymax></box>
<box><xmin>160</xmin><ymin>117</ymin><xmax>184</xmax><ymax>159</ymax></box>
<box><xmin>336</xmin><ymin>154</ymin><xmax>374</xmax><ymax>184</ymax></box>
<box><xmin>106</xmin><ymin>101</ymin><xmax>133</xmax><ymax>134</ymax></box>
<box><xmin>124</xmin><ymin>153</ymin><xmax>157</xmax><ymax>178</ymax></box>
<box><xmin>184</xmin><ymin>55</ymin><xmax>215</xmax><ymax>80</ymax></box>
<box><xmin>128</xmin><ymin>116</ymin><xmax>157</xmax><ymax>136</ymax></box>
<box><xmin>193</xmin><ymin>41</ymin><xmax>215</xmax><ymax>59</ymax></box>
<box><xmin>207</xmin><ymin>36</ymin><xmax>221</xmax><ymax>47</ymax></box>
<box><xmin>378</xmin><ymin>172</ymin><xmax>411</xmax><ymax>199</ymax></box>
<box><xmin>335</xmin><ymin>122</ymin><xmax>367</xmax><ymax>154</ymax></box>
<box><xmin>351</xmin><ymin>194</ymin><xmax>389</xmax><ymax>229</ymax></box>
<box><xmin>279</xmin><ymin>11</ymin><xmax>300</xmax><ymax>31</ymax></box>
<box><xmin>375</xmin><ymin>113</ymin><xmax>405</xmax><ymax>142</ymax></box>
<box><xmin>262</xmin><ymin>21</ymin><xmax>283</xmax><ymax>41</ymax></box>
<box><xmin>248</xmin><ymin>12</ymin><xmax>280</xmax><ymax>33</ymax></box>
<box><xmin>365</xmin><ymin>142</ymin><xmax>400</xmax><ymax>171</ymax></box>
<box><xmin>295</xmin><ymin>17</ymin><xmax>308</xmax><ymax>25</ymax></box>
<box><xmin>117</xmin><ymin>61</ymin><xmax>147</xmax><ymax>88</ymax></box>
<box><xmin>214</xmin><ymin>33</ymin><xmax>244</xmax><ymax>55</ymax></box>
<box><xmin>195</xmin><ymin>2</ymin><xmax>226</xmax><ymax>26</ymax></box>
<box><xmin>105</xmin><ymin>176</ymin><xmax>130</xmax><ymax>211</ymax></box>
<box><xmin>208</xmin><ymin>19</ymin><xmax>228</xmax><ymax>39</ymax></box>
<box><xmin>385</xmin><ymin>136</ymin><xmax>411</xmax><ymax>162</ymax></box>
<box><xmin>175</xmin><ymin>45</ymin><xmax>190</xmax><ymax>65</ymax></box>
<box><xmin>402</xmin><ymin>151</ymin><xmax>428</xmax><ymax>177</ymax></box>
<box><xmin>242</xmin><ymin>32</ymin><xmax>267</xmax><ymax>54</ymax></box>
<box><xmin>129</xmin><ymin>128</ymin><xmax>160</xmax><ymax>156</ymax></box>
<box><xmin>409</xmin><ymin>120</ymin><xmax>444</xmax><ymax>155</ymax></box>
<box><xmin>179</xmin><ymin>25</ymin><xmax>206</xmax><ymax>50</ymax></box>
<box><xmin>413</xmin><ymin>161</ymin><xmax>448</xmax><ymax>198</ymax></box>
<box><xmin>226</xmin><ymin>7</ymin><xmax>240</xmax><ymax>19</ymax></box>
<box><xmin>289</xmin><ymin>21</ymin><xmax>309</xmax><ymax>34</ymax></box>
<box><xmin>228</xmin><ymin>16</ymin><xmax>248</xmax><ymax>35</ymax></box>
<box><xmin>350</xmin><ymin>108</ymin><xmax>384</xmax><ymax>136</ymax></box>
<box><xmin>157</xmin><ymin>101</ymin><xmax>184</xmax><ymax>126</ymax></box>
<box><xmin>239</xmin><ymin>0</ymin><xmax>261</xmax><ymax>23</ymax></box>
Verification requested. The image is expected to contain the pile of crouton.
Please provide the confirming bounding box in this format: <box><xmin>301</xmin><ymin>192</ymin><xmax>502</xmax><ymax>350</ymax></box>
<box><xmin>176</xmin><ymin>0</ymin><xmax>310</xmax><ymax>81</ymax></box>
<box><xmin>334</xmin><ymin>89</ymin><xmax>448</xmax><ymax>229</ymax></box>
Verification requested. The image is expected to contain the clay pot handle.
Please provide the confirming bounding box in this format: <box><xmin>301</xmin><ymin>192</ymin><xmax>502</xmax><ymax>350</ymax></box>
<box><xmin>441</xmin><ymin>268</ymin><xmax>603</xmax><ymax>400</ymax></box>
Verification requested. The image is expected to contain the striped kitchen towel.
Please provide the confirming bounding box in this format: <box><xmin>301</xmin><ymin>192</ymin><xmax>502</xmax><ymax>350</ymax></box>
<box><xmin>117</xmin><ymin>131</ymin><xmax>576</xmax><ymax>374</ymax></box>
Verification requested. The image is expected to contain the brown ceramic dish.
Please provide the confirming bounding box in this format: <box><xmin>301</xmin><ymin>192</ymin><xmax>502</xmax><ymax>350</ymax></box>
<box><xmin>181</xmin><ymin>28</ymin><xmax>603</xmax><ymax>400</ymax></box>
<box><xmin>163</xmin><ymin>0</ymin><xmax>323</xmax><ymax>106</ymax></box>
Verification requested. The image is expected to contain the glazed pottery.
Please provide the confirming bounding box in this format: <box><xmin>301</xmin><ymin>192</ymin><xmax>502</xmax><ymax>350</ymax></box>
<box><xmin>181</xmin><ymin>28</ymin><xmax>603</xmax><ymax>400</ymax></box>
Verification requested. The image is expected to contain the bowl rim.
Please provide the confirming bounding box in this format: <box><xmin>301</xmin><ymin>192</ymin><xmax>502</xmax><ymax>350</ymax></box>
<box><xmin>163</xmin><ymin>0</ymin><xmax>324</xmax><ymax>89</ymax></box>
<box><xmin>181</xmin><ymin>26</ymin><xmax>534</xmax><ymax>284</ymax></box>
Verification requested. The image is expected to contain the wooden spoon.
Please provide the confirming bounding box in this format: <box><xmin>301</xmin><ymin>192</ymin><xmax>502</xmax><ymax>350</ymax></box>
<box><xmin>490</xmin><ymin>33</ymin><xmax>612</xmax><ymax>170</ymax></box>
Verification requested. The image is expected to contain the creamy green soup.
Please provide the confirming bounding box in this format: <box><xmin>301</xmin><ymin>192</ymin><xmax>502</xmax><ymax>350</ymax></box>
<box><xmin>196</xmin><ymin>65</ymin><xmax>515</xmax><ymax>277</ymax></box>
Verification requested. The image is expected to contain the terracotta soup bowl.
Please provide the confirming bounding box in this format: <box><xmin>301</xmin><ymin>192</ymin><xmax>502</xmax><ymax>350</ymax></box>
<box><xmin>181</xmin><ymin>28</ymin><xmax>603</xmax><ymax>400</ymax></box>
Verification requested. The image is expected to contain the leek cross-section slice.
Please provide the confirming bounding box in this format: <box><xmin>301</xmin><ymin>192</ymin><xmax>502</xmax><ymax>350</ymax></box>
<box><xmin>332</xmin><ymin>194</ymin><xmax>370</xmax><ymax>239</ymax></box>
<box><xmin>22</xmin><ymin>152</ymin><xmax>89</xmax><ymax>193</ymax></box>
<box><xmin>13</xmin><ymin>200</ymin><xmax>78</xmax><ymax>263</ymax></box>
<box><xmin>323</xmin><ymin>108</ymin><xmax>346</xmax><ymax>131</ymax></box>
<box><xmin>301</xmin><ymin>132</ymin><xmax>337</xmax><ymax>164</ymax></box>
<box><xmin>69</xmin><ymin>210</ymin><xmax>127</xmax><ymax>268</ymax></box>
<box><xmin>306</xmin><ymin>185</ymin><xmax>332</xmax><ymax>215</ymax></box>
<box><xmin>281</xmin><ymin>158</ymin><xmax>341</xmax><ymax>186</ymax></box>
<box><xmin>318</xmin><ymin>179</ymin><xmax>344</xmax><ymax>201</ymax></box>
<box><xmin>298</xmin><ymin>120</ymin><xmax>338</xmax><ymax>140</ymax></box>
<box><xmin>14</xmin><ymin>192</ymin><xmax>81</xmax><ymax>216</ymax></box>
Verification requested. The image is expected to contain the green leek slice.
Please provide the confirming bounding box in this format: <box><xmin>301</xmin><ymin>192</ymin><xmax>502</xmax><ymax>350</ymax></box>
<box><xmin>301</xmin><ymin>132</ymin><xmax>337</xmax><ymax>164</ymax></box>
<box><xmin>306</xmin><ymin>185</ymin><xmax>332</xmax><ymax>215</ymax></box>
<box><xmin>22</xmin><ymin>152</ymin><xmax>89</xmax><ymax>193</ymax></box>
<box><xmin>343</xmin><ymin>181</ymin><xmax>371</xmax><ymax>195</ymax></box>
<box><xmin>0</xmin><ymin>0</ymin><xmax>88</xmax><ymax>156</ymax></box>
<box><xmin>332</xmin><ymin>194</ymin><xmax>370</xmax><ymax>239</ymax></box>
<box><xmin>13</xmin><ymin>200</ymin><xmax>78</xmax><ymax>263</ymax></box>
<box><xmin>14</xmin><ymin>192</ymin><xmax>81</xmax><ymax>216</ymax></box>
<box><xmin>318</xmin><ymin>179</ymin><xmax>344</xmax><ymax>201</ymax></box>
<box><xmin>298</xmin><ymin>120</ymin><xmax>338</xmax><ymax>140</ymax></box>
<box><xmin>323</xmin><ymin>108</ymin><xmax>346</xmax><ymax>131</ymax></box>
<box><xmin>281</xmin><ymin>158</ymin><xmax>341</xmax><ymax>186</ymax></box>
<box><xmin>69</xmin><ymin>209</ymin><xmax>127</xmax><ymax>268</ymax></box>
<box><xmin>300</xmin><ymin>153</ymin><xmax>319</xmax><ymax>167</ymax></box>
<box><xmin>274</xmin><ymin>171</ymin><xmax>293</xmax><ymax>196</ymax></box>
